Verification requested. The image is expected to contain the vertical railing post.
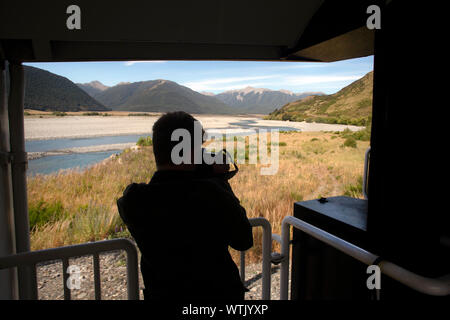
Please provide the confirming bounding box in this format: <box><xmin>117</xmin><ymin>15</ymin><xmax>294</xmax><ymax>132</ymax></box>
<box><xmin>8</xmin><ymin>61</ymin><xmax>36</xmax><ymax>299</ymax></box>
<box><xmin>0</xmin><ymin>58</ymin><xmax>19</xmax><ymax>300</ymax></box>
<box><xmin>363</xmin><ymin>147</ymin><xmax>370</xmax><ymax>199</ymax></box>
<box><xmin>240</xmin><ymin>251</ymin><xmax>245</xmax><ymax>283</ymax></box>
<box><xmin>125</xmin><ymin>244</ymin><xmax>139</xmax><ymax>300</ymax></box>
<box><xmin>248</xmin><ymin>217</ymin><xmax>272</xmax><ymax>300</ymax></box>
<box><xmin>280</xmin><ymin>219</ymin><xmax>291</xmax><ymax>300</ymax></box>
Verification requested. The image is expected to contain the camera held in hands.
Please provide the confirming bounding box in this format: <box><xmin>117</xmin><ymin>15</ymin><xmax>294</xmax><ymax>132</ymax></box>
<box><xmin>195</xmin><ymin>148</ymin><xmax>239</xmax><ymax>180</ymax></box>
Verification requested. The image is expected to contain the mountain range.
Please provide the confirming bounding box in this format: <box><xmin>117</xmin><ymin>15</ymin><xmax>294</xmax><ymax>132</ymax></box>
<box><xmin>80</xmin><ymin>79</ymin><xmax>237</xmax><ymax>114</ymax></box>
<box><xmin>78</xmin><ymin>80</ymin><xmax>324</xmax><ymax>114</ymax></box>
<box><xmin>265</xmin><ymin>71</ymin><xmax>373</xmax><ymax>126</ymax></box>
<box><xmin>15</xmin><ymin>66</ymin><xmax>372</xmax><ymax>120</ymax></box>
<box><xmin>76</xmin><ymin>80</ymin><xmax>109</xmax><ymax>97</ymax></box>
<box><xmin>7</xmin><ymin>66</ymin><xmax>109</xmax><ymax>112</ymax></box>
<box><xmin>213</xmin><ymin>87</ymin><xmax>324</xmax><ymax>114</ymax></box>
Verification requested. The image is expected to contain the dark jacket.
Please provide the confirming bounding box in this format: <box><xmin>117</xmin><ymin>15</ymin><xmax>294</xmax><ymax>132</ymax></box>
<box><xmin>117</xmin><ymin>170</ymin><xmax>253</xmax><ymax>300</ymax></box>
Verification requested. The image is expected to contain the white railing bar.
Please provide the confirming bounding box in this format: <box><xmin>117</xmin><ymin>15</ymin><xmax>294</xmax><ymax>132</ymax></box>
<box><xmin>0</xmin><ymin>238</ymin><xmax>139</xmax><ymax>300</ymax></box>
<box><xmin>279</xmin><ymin>215</ymin><xmax>450</xmax><ymax>299</ymax></box>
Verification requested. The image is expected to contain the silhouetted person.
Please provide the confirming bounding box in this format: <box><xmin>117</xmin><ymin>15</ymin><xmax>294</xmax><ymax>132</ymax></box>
<box><xmin>117</xmin><ymin>111</ymin><xmax>253</xmax><ymax>300</ymax></box>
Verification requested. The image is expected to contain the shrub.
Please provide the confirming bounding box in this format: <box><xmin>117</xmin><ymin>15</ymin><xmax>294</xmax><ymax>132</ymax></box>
<box><xmin>339</xmin><ymin>125</ymin><xmax>371</xmax><ymax>142</ymax></box>
<box><xmin>343</xmin><ymin>137</ymin><xmax>357</xmax><ymax>148</ymax></box>
<box><xmin>82</xmin><ymin>112</ymin><xmax>100</xmax><ymax>116</ymax></box>
<box><xmin>136</xmin><ymin>136</ymin><xmax>153</xmax><ymax>147</ymax></box>
<box><xmin>291</xmin><ymin>150</ymin><xmax>304</xmax><ymax>159</ymax></box>
<box><xmin>344</xmin><ymin>176</ymin><xmax>364</xmax><ymax>198</ymax></box>
<box><xmin>128</xmin><ymin>113</ymin><xmax>152</xmax><ymax>117</ymax></box>
<box><xmin>52</xmin><ymin>111</ymin><xmax>67</xmax><ymax>117</ymax></box>
<box><xmin>29</xmin><ymin>200</ymin><xmax>66</xmax><ymax>230</ymax></box>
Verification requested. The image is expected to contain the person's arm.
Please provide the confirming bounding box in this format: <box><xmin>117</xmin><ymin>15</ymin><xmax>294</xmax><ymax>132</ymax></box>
<box><xmin>209</xmin><ymin>179</ymin><xmax>253</xmax><ymax>251</ymax></box>
<box><xmin>117</xmin><ymin>182</ymin><xmax>147</xmax><ymax>229</ymax></box>
<box><xmin>226</xmin><ymin>198</ymin><xmax>253</xmax><ymax>251</ymax></box>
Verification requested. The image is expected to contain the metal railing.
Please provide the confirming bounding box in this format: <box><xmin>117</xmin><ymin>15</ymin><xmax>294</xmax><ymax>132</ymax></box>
<box><xmin>2</xmin><ymin>215</ymin><xmax>449</xmax><ymax>300</ymax></box>
<box><xmin>0</xmin><ymin>238</ymin><xmax>139</xmax><ymax>300</ymax></box>
<box><xmin>239</xmin><ymin>217</ymin><xmax>274</xmax><ymax>300</ymax></box>
<box><xmin>278</xmin><ymin>215</ymin><xmax>450</xmax><ymax>300</ymax></box>
<box><xmin>362</xmin><ymin>146</ymin><xmax>370</xmax><ymax>200</ymax></box>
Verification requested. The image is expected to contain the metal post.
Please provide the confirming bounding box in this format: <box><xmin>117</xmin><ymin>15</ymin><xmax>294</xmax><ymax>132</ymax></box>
<box><xmin>249</xmin><ymin>217</ymin><xmax>272</xmax><ymax>300</ymax></box>
<box><xmin>0</xmin><ymin>59</ymin><xmax>19</xmax><ymax>299</ymax></box>
<box><xmin>278</xmin><ymin>215</ymin><xmax>450</xmax><ymax>299</ymax></box>
<box><xmin>240</xmin><ymin>251</ymin><xmax>245</xmax><ymax>283</ymax></box>
<box><xmin>362</xmin><ymin>147</ymin><xmax>370</xmax><ymax>199</ymax></box>
<box><xmin>8</xmin><ymin>61</ymin><xmax>37</xmax><ymax>299</ymax></box>
<box><xmin>280</xmin><ymin>218</ymin><xmax>291</xmax><ymax>300</ymax></box>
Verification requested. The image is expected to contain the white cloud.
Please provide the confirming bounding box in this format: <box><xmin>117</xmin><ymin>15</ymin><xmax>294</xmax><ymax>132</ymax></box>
<box><xmin>183</xmin><ymin>75</ymin><xmax>278</xmax><ymax>91</ymax></box>
<box><xmin>124</xmin><ymin>61</ymin><xmax>167</xmax><ymax>66</ymax></box>
<box><xmin>283</xmin><ymin>74</ymin><xmax>363</xmax><ymax>86</ymax></box>
<box><xmin>182</xmin><ymin>73</ymin><xmax>364</xmax><ymax>93</ymax></box>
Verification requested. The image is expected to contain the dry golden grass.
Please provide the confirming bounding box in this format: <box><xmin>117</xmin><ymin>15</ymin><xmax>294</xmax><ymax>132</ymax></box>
<box><xmin>28</xmin><ymin>131</ymin><xmax>368</xmax><ymax>264</ymax></box>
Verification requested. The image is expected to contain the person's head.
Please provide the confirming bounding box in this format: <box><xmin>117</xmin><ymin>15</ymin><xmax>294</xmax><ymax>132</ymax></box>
<box><xmin>152</xmin><ymin>111</ymin><xmax>205</xmax><ymax>170</ymax></box>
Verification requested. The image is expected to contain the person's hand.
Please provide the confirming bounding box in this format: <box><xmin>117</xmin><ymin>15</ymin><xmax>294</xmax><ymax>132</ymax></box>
<box><xmin>212</xmin><ymin>163</ymin><xmax>230</xmax><ymax>174</ymax></box>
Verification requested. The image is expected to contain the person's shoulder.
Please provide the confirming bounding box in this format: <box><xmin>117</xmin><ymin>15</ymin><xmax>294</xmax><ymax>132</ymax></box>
<box><xmin>121</xmin><ymin>182</ymin><xmax>150</xmax><ymax>198</ymax></box>
<box><xmin>192</xmin><ymin>177</ymin><xmax>240</xmax><ymax>202</ymax></box>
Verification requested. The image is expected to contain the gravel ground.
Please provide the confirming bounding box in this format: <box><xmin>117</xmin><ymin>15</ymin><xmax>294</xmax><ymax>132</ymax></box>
<box><xmin>35</xmin><ymin>248</ymin><xmax>289</xmax><ymax>301</ymax></box>
<box><xmin>25</xmin><ymin>115</ymin><xmax>362</xmax><ymax>141</ymax></box>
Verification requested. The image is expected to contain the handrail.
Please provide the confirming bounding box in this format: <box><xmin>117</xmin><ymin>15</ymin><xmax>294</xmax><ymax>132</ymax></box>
<box><xmin>362</xmin><ymin>146</ymin><xmax>370</xmax><ymax>200</ymax></box>
<box><xmin>279</xmin><ymin>215</ymin><xmax>450</xmax><ymax>299</ymax></box>
<box><xmin>240</xmin><ymin>217</ymin><xmax>272</xmax><ymax>300</ymax></box>
<box><xmin>0</xmin><ymin>238</ymin><xmax>139</xmax><ymax>300</ymax></box>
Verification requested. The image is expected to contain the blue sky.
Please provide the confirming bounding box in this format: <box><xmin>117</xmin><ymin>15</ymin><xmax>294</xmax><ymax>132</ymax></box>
<box><xmin>25</xmin><ymin>56</ymin><xmax>373</xmax><ymax>95</ymax></box>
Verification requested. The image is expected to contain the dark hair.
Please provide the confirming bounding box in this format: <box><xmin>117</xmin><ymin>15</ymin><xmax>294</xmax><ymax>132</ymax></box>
<box><xmin>152</xmin><ymin>111</ymin><xmax>205</xmax><ymax>166</ymax></box>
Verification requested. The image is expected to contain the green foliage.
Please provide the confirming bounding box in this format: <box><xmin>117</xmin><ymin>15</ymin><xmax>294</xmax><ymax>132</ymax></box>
<box><xmin>290</xmin><ymin>150</ymin><xmax>304</xmax><ymax>159</ymax></box>
<box><xmin>264</xmin><ymin>71</ymin><xmax>373</xmax><ymax>125</ymax></box>
<box><xmin>339</xmin><ymin>123</ymin><xmax>371</xmax><ymax>142</ymax></box>
<box><xmin>290</xmin><ymin>192</ymin><xmax>304</xmax><ymax>201</ymax></box>
<box><xmin>344</xmin><ymin>176</ymin><xmax>364</xmax><ymax>198</ymax></box>
<box><xmin>128</xmin><ymin>113</ymin><xmax>152</xmax><ymax>116</ymax></box>
<box><xmin>52</xmin><ymin>111</ymin><xmax>67</xmax><ymax>117</ymax></box>
<box><xmin>29</xmin><ymin>200</ymin><xmax>66</xmax><ymax>230</ymax></box>
<box><xmin>343</xmin><ymin>137</ymin><xmax>357</xmax><ymax>148</ymax></box>
<box><xmin>82</xmin><ymin>112</ymin><xmax>100</xmax><ymax>116</ymax></box>
<box><xmin>357</xmin><ymin>98</ymin><xmax>372</xmax><ymax>109</ymax></box>
<box><xmin>136</xmin><ymin>136</ymin><xmax>153</xmax><ymax>147</ymax></box>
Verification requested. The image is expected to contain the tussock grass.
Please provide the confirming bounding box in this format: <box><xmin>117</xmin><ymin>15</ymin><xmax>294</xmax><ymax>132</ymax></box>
<box><xmin>28</xmin><ymin>131</ymin><xmax>369</xmax><ymax>264</ymax></box>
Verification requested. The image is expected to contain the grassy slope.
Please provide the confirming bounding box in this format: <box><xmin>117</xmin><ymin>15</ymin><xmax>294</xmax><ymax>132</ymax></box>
<box><xmin>265</xmin><ymin>71</ymin><xmax>373</xmax><ymax>125</ymax></box>
<box><xmin>28</xmin><ymin>131</ymin><xmax>369</xmax><ymax>263</ymax></box>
